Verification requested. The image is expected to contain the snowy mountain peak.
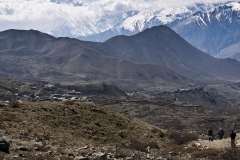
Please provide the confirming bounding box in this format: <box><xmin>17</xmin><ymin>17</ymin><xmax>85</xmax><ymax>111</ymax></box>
<box><xmin>168</xmin><ymin>1</ymin><xmax>240</xmax><ymax>57</ymax></box>
<box><xmin>226</xmin><ymin>1</ymin><xmax>240</xmax><ymax>11</ymax></box>
<box><xmin>50</xmin><ymin>0</ymin><xmax>88</xmax><ymax>7</ymax></box>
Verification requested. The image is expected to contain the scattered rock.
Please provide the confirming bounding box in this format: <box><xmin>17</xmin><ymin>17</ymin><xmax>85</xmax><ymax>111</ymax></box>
<box><xmin>74</xmin><ymin>156</ymin><xmax>89</xmax><ymax>160</ymax></box>
<box><xmin>80</xmin><ymin>145</ymin><xmax>88</xmax><ymax>150</ymax></box>
<box><xmin>91</xmin><ymin>152</ymin><xmax>107</xmax><ymax>160</ymax></box>
<box><xmin>169</xmin><ymin>151</ymin><xmax>177</xmax><ymax>156</ymax></box>
<box><xmin>0</xmin><ymin>132</ymin><xmax>5</xmax><ymax>137</ymax></box>
<box><xmin>19</xmin><ymin>153</ymin><xmax>24</xmax><ymax>157</ymax></box>
<box><xmin>0</xmin><ymin>139</ymin><xmax>10</xmax><ymax>153</ymax></box>
<box><xmin>68</xmin><ymin>153</ymin><xmax>75</xmax><ymax>157</ymax></box>
<box><xmin>18</xmin><ymin>146</ymin><xmax>29</xmax><ymax>151</ymax></box>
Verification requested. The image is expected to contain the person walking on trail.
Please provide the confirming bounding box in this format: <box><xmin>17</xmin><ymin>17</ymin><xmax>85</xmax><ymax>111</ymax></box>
<box><xmin>230</xmin><ymin>130</ymin><xmax>236</xmax><ymax>148</ymax></box>
<box><xmin>218</xmin><ymin>128</ymin><xmax>224</xmax><ymax>140</ymax></box>
<box><xmin>208</xmin><ymin>127</ymin><xmax>213</xmax><ymax>141</ymax></box>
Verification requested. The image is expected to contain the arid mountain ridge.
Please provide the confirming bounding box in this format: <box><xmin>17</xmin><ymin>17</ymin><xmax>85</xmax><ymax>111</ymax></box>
<box><xmin>0</xmin><ymin>28</ymin><xmax>188</xmax><ymax>86</ymax></box>
<box><xmin>89</xmin><ymin>26</ymin><xmax>240</xmax><ymax>81</ymax></box>
<box><xmin>0</xmin><ymin>26</ymin><xmax>240</xmax><ymax>86</ymax></box>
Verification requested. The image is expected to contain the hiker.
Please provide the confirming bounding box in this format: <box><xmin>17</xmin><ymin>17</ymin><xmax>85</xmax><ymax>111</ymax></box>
<box><xmin>208</xmin><ymin>127</ymin><xmax>213</xmax><ymax>141</ymax></box>
<box><xmin>218</xmin><ymin>128</ymin><xmax>224</xmax><ymax>140</ymax></box>
<box><xmin>230</xmin><ymin>130</ymin><xmax>236</xmax><ymax>148</ymax></box>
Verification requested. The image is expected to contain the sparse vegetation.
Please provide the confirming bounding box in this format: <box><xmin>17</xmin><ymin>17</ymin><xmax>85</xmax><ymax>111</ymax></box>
<box><xmin>147</xmin><ymin>141</ymin><xmax>160</xmax><ymax>149</ymax></box>
<box><xmin>1</xmin><ymin>78</ymin><xmax>240</xmax><ymax>159</ymax></box>
<box><xmin>168</xmin><ymin>131</ymin><xmax>199</xmax><ymax>145</ymax></box>
<box><xmin>0</xmin><ymin>103</ymin><xmax>5</xmax><ymax>107</ymax></box>
<box><xmin>122</xmin><ymin>140</ymin><xmax>159</xmax><ymax>153</ymax></box>
<box><xmin>219</xmin><ymin>148</ymin><xmax>240</xmax><ymax>160</ymax></box>
<box><xmin>31</xmin><ymin>154</ymin><xmax>53</xmax><ymax>160</ymax></box>
<box><xmin>9</xmin><ymin>101</ymin><xmax>21</xmax><ymax>108</ymax></box>
<box><xmin>29</xmin><ymin>154</ymin><xmax>73</xmax><ymax>160</ymax></box>
<box><xmin>191</xmin><ymin>148</ymin><xmax>219</xmax><ymax>159</ymax></box>
<box><xmin>0</xmin><ymin>102</ymin><xmax>167</xmax><ymax>159</ymax></box>
<box><xmin>0</xmin><ymin>152</ymin><xmax>5</xmax><ymax>160</ymax></box>
<box><xmin>124</xmin><ymin>140</ymin><xmax>148</xmax><ymax>152</ymax></box>
<box><xmin>63</xmin><ymin>100</ymin><xmax>74</xmax><ymax>105</ymax></box>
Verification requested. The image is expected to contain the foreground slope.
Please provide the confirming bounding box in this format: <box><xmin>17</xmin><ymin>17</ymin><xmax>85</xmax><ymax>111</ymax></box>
<box><xmin>90</xmin><ymin>25</ymin><xmax>240</xmax><ymax>81</ymax></box>
<box><xmin>0</xmin><ymin>102</ymin><xmax>164</xmax><ymax>146</ymax></box>
<box><xmin>0</xmin><ymin>29</ymin><xmax>187</xmax><ymax>85</ymax></box>
<box><xmin>0</xmin><ymin>101</ymin><xmax>168</xmax><ymax>159</ymax></box>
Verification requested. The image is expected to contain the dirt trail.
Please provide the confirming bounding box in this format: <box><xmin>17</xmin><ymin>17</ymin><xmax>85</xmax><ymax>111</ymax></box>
<box><xmin>197</xmin><ymin>133</ymin><xmax>240</xmax><ymax>149</ymax></box>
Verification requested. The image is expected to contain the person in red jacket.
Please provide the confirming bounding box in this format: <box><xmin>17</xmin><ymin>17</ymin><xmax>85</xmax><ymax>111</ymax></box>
<box><xmin>218</xmin><ymin>128</ymin><xmax>224</xmax><ymax>140</ymax></box>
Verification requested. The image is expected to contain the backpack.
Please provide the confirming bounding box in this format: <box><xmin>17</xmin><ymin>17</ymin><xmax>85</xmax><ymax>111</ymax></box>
<box><xmin>218</xmin><ymin>130</ymin><xmax>224</xmax><ymax>136</ymax></box>
<box><xmin>208</xmin><ymin>129</ymin><xmax>213</xmax><ymax>135</ymax></box>
<box><xmin>221</xmin><ymin>130</ymin><xmax>224</xmax><ymax>136</ymax></box>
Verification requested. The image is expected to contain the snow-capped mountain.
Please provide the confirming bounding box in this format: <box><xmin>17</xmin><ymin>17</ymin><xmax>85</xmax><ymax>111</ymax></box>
<box><xmin>50</xmin><ymin>0</ymin><xmax>88</xmax><ymax>6</ymax></box>
<box><xmin>215</xmin><ymin>42</ymin><xmax>240</xmax><ymax>60</ymax></box>
<box><xmin>1</xmin><ymin>0</ymin><xmax>237</xmax><ymax>59</ymax></box>
<box><xmin>48</xmin><ymin>3</ymin><xmax>217</xmax><ymax>42</ymax></box>
<box><xmin>168</xmin><ymin>1</ymin><xmax>240</xmax><ymax>58</ymax></box>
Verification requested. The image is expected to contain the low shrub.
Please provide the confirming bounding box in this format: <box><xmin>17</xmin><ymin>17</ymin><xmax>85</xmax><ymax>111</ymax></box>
<box><xmin>147</xmin><ymin>141</ymin><xmax>160</xmax><ymax>149</ymax></box>
<box><xmin>191</xmin><ymin>148</ymin><xmax>219</xmax><ymax>159</ymax></box>
<box><xmin>151</xmin><ymin>128</ymin><xmax>165</xmax><ymax>138</ymax></box>
<box><xmin>130</xmin><ymin>140</ymin><xmax>148</xmax><ymax>152</ymax></box>
<box><xmin>219</xmin><ymin>148</ymin><xmax>240</xmax><ymax>160</ymax></box>
<box><xmin>30</xmin><ymin>154</ymin><xmax>53</xmax><ymax>160</ymax></box>
<box><xmin>124</xmin><ymin>140</ymin><xmax>159</xmax><ymax>152</ymax></box>
<box><xmin>124</xmin><ymin>140</ymin><xmax>148</xmax><ymax>152</ymax></box>
<box><xmin>0</xmin><ymin>103</ymin><xmax>5</xmax><ymax>107</ymax></box>
<box><xmin>0</xmin><ymin>152</ymin><xmax>5</xmax><ymax>159</ymax></box>
<box><xmin>9</xmin><ymin>101</ymin><xmax>21</xmax><ymax>108</ymax></box>
<box><xmin>63</xmin><ymin>100</ymin><xmax>74</xmax><ymax>105</ymax></box>
<box><xmin>168</xmin><ymin>131</ymin><xmax>199</xmax><ymax>145</ymax></box>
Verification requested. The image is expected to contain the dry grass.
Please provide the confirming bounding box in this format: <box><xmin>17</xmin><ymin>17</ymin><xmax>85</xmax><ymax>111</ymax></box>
<box><xmin>9</xmin><ymin>101</ymin><xmax>21</xmax><ymax>108</ymax></box>
<box><xmin>124</xmin><ymin>140</ymin><xmax>148</xmax><ymax>152</ymax></box>
<box><xmin>63</xmin><ymin>100</ymin><xmax>74</xmax><ymax>105</ymax></box>
<box><xmin>0</xmin><ymin>152</ymin><xmax>5</xmax><ymax>159</ymax></box>
<box><xmin>1</xmin><ymin>102</ymin><xmax>164</xmax><ymax>148</ymax></box>
<box><xmin>191</xmin><ymin>148</ymin><xmax>219</xmax><ymax>159</ymax></box>
<box><xmin>219</xmin><ymin>148</ymin><xmax>240</xmax><ymax>160</ymax></box>
<box><xmin>168</xmin><ymin>131</ymin><xmax>199</xmax><ymax>145</ymax></box>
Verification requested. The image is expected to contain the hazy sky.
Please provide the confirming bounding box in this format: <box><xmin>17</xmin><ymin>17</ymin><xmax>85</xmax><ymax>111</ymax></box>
<box><xmin>0</xmin><ymin>0</ymin><xmax>238</xmax><ymax>32</ymax></box>
<box><xmin>83</xmin><ymin>0</ymin><xmax>238</xmax><ymax>11</ymax></box>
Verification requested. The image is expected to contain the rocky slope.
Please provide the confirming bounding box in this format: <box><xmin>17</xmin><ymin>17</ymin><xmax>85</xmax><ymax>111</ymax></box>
<box><xmin>0</xmin><ymin>101</ymin><xmax>167</xmax><ymax>159</ymax></box>
<box><xmin>0</xmin><ymin>29</ymin><xmax>188</xmax><ymax>86</ymax></box>
<box><xmin>215</xmin><ymin>42</ymin><xmax>240</xmax><ymax>60</ymax></box>
<box><xmin>90</xmin><ymin>25</ymin><xmax>240</xmax><ymax>81</ymax></box>
<box><xmin>1</xmin><ymin>101</ymin><xmax>239</xmax><ymax>160</ymax></box>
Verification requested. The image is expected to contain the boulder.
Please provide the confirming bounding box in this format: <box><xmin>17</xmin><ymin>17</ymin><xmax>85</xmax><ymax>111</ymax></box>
<box><xmin>0</xmin><ymin>139</ymin><xmax>10</xmax><ymax>153</ymax></box>
<box><xmin>74</xmin><ymin>156</ymin><xmax>89</xmax><ymax>160</ymax></box>
<box><xmin>18</xmin><ymin>146</ymin><xmax>29</xmax><ymax>151</ymax></box>
<box><xmin>91</xmin><ymin>152</ymin><xmax>107</xmax><ymax>160</ymax></box>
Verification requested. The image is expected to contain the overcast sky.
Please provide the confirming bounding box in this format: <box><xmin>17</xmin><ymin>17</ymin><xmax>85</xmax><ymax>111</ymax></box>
<box><xmin>83</xmin><ymin>0</ymin><xmax>238</xmax><ymax>11</ymax></box>
<box><xmin>0</xmin><ymin>0</ymin><xmax>238</xmax><ymax>32</ymax></box>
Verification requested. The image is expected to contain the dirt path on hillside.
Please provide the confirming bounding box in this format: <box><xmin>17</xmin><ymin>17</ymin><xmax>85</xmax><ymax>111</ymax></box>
<box><xmin>196</xmin><ymin>134</ymin><xmax>240</xmax><ymax>149</ymax></box>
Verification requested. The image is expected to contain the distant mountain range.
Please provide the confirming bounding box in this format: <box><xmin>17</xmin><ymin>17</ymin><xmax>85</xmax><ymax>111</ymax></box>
<box><xmin>48</xmin><ymin>1</ymin><xmax>240</xmax><ymax>60</ymax></box>
<box><xmin>48</xmin><ymin>2</ymin><xmax>217</xmax><ymax>42</ymax></box>
<box><xmin>1</xmin><ymin>26</ymin><xmax>240</xmax><ymax>86</ymax></box>
<box><xmin>88</xmin><ymin>25</ymin><xmax>240</xmax><ymax>81</ymax></box>
<box><xmin>169</xmin><ymin>1</ymin><xmax>240</xmax><ymax>60</ymax></box>
<box><xmin>0</xmin><ymin>0</ymin><xmax>240</xmax><ymax>60</ymax></box>
<box><xmin>50</xmin><ymin>0</ymin><xmax>87</xmax><ymax>6</ymax></box>
<box><xmin>0</xmin><ymin>28</ymin><xmax>188</xmax><ymax>85</ymax></box>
